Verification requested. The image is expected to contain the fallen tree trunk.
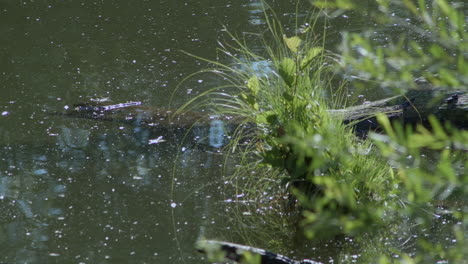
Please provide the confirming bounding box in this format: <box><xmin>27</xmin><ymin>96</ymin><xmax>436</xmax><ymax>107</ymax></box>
<box><xmin>331</xmin><ymin>89</ymin><xmax>467</xmax><ymax>134</ymax></box>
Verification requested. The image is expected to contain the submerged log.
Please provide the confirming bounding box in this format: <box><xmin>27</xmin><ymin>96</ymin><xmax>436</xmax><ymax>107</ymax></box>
<box><xmin>196</xmin><ymin>239</ymin><xmax>321</xmax><ymax>264</ymax></box>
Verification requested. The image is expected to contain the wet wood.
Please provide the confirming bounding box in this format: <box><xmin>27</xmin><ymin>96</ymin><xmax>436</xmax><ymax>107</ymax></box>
<box><xmin>334</xmin><ymin>89</ymin><xmax>467</xmax><ymax>134</ymax></box>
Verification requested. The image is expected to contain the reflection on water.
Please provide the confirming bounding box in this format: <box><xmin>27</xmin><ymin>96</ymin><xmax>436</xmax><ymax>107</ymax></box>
<box><xmin>0</xmin><ymin>0</ymin><xmax>304</xmax><ymax>263</ymax></box>
<box><xmin>0</xmin><ymin>117</ymin><xmax>236</xmax><ymax>263</ymax></box>
<box><xmin>247</xmin><ymin>1</ymin><xmax>268</xmax><ymax>26</ymax></box>
<box><xmin>208</xmin><ymin>119</ymin><xmax>226</xmax><ymax>148</ymax></box>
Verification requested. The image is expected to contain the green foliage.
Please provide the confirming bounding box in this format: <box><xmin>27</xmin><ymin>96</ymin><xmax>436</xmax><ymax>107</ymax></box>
<box><xmin>301</xmin><ymin>47</ymin><xmax>323</xmax><ymax>70</ymax></box>
<box><xmin>310</xmin><ymin>0</ymin><xmax>467</xmax><ymax>92</ymax></box>
<box><xmin>280</xmin><ymin>119</ymin><xmax>395</xmax><ymax>239</ymax></box>
<box><xmin>194</xmin><ymin>1</ymin><xmax>467</xmax><ymax>264</ymax></box>
<box><xmin>372</xmin><ymin>115</ymin><xmax>467</xmax><ymax>207</ymax></box>
<box><xmin>278</xmin><ymin>57</ymin><xmax>297</xmax><ymax>88</ymax></box>
<box><xmin>196</xmin><ymin>239</ymin><xmax>229</xmax><ymax>263</ymax></box>
<box><xmin>214</xmin><ymin>11</ymin><xmax>398</xmax><ymax>242</ymax></box>
<box><xmin>301</xmin><ymin>0</ymin><xmax>467</xmax><ymax>262</ymax></box>
<box><xmin>369</xmin><ymin>116</ymin><xmax>468</xmax><ymax>263</ymax></box>
<box><xmin>283</xmin><ymin>35</ymin><xmax>302</xmax><ymax>54</ymax></box>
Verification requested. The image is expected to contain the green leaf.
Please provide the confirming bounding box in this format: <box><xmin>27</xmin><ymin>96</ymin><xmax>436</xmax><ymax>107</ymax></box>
<box><xmin>429</xmin><ymin>44</ymin><xmax>446</xmax><ymax>59</ymax></box>
<box><xmin>282</xmin><ymin>92</ymin><xmax>294</xmax><ymax>102</ymax></box>
<box><xmin>437</xmin><ymin>149</ymin><xmax>457</xmax><ymax>182</ymax></box>
<box><xmin>255</xmin><ymin>111</ymin><xmax>275</xmax><ymax>124</ymax></box>
<box><xmin>240</xmin><ymin>93</ymin><xmax>259</xmax><ymax>110</ymax></box>
<box><xmin>402</xmin><ymin>0</ymin><xmax>419</xmax><ymax>15</ymax></box>
<box><xmin>263</xmin><ymin>148</ymin><xmax>286</xmax><ymax>168</ymax></box>
<box><xmin>240</xmin><ymin>92</ymin><xmax>248</xmax><ymax>100</ymax></box>
<box><xmin>283</xmin><ymin>35</ymin><xmax>301</xmax><ymax>54</ymax></box>
<box><xmin>279</xmin><ymin>58</ymin><xmax>297</xmax><ymax>87</ymax></box>
<box><xmin>376</xmin><ymin>114</ymin><xmax>397</xmax><ymax>140</ymax></box>
<box><xmin>408</xmin><ymin>132</ymin><xmax>439</xmax><ymax>149</ymax></box>
<box><xmin>458</xmin><ymin>54</ymin><xmax>467</xmax><ymax>75</ymax></box>
<box><xmin>428</xmin><ymin>116</ymin><xmax>448</xmax><ymax>141</ymax></box>
<box><xmin>266</xmin><ymin>113</ymin><xmax>279</xmax><ymax>125</ymax></box>
<box><xmin>436</xmin><ymin>0</ymin><xmax>451</xmax><ymax>16</ymax></box>
<box><xmin>336</xmin><ymin>0</ymin><xmax>355</xmax><ymax>9</ymax></box>
<box><xmin>247</xmin><ymin>95</ymin><xmax>258</xmax><ymax>110</ymax></box>
<box><xmin>313</xmin><ymin>0</ymin><xmax>355</xmax><ymax>9</ymax></box>
<box><xmin>247</xmin><ymin>75</ymin><xmax>260</xmax><ymax>96</ymax></box>
<box><xmin>300</xmin><ymin>47</ymin><xmax>323</xmax><ymax>70</ymax></box>
<box><xmin>439</xmin><ymin>68</ymin><xmax>460</xmax><ymax>87</ymax></box>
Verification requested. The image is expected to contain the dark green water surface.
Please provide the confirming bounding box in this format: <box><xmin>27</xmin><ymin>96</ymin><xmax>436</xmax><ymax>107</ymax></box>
<box><xmin>0</xmin><ymin>1</ymin><xmax>304</xmax><ymax>263</ymax></box>
<box><xmin>1</xmin><ymin>1</ymin><xmax>463</xmax><ymax>263</ymax></box>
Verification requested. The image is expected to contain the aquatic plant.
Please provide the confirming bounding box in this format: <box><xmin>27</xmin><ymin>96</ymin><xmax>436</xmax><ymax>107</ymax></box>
<box><xmin>309</xmin><ymin>0</ymin><xmax>468</xmax><ymax>263</ymax></box>
<box><xmin>191</xmin><ymin>0</ymin><xmax>467</xmax><ymax>263</ymax></box>
<box><xmin>184</xmin><ymin>0</ymin><xmax>397</xmax><ymax>252</ymax></box>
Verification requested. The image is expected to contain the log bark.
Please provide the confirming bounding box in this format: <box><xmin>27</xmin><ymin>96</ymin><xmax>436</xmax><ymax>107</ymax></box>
<box><xmin>330</xmin><ymin>89</ymin><xmax>467</xmax><ymax>134</ymax></box>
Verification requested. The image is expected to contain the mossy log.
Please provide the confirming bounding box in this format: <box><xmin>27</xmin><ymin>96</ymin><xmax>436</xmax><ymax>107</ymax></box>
<box><xmin>196</xmin><ymin>239</ymin><xmax>321</xmax><ymax>264</ymax></box>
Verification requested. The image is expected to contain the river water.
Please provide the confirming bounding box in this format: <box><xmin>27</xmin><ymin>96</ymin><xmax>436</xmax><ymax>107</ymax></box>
<box><xmin>0</xmin><ymin>1</ymin><xmax>304</xmax><ymax>263</ymax></box>
<box><xmin>0</xmin><ymin>1</ymin><xmax>464</xmax><ymax>264</ymax></box>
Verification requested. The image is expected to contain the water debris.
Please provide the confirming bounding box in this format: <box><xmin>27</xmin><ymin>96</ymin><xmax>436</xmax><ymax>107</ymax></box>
<box><xmin>148</xmin><ymin>136</ymin><xmax>166</xmax><ymax>144</ymax></box>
